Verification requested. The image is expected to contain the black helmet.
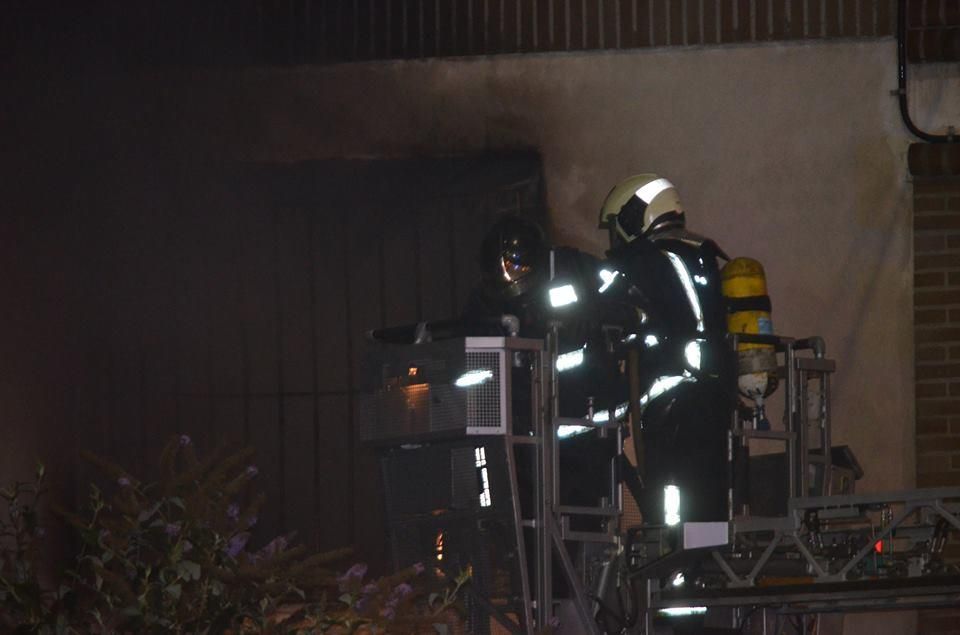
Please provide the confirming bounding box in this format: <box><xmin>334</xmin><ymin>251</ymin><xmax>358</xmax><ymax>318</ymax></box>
<box><xmin>479</xmin><ymin>215</ymin><xmax>548</xmax><ymax>298</ymax></box>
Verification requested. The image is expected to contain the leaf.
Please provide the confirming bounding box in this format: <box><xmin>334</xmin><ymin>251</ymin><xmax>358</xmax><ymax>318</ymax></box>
<box><xmin>165</xmin><ymin>583</ymin><xmax>182</xmax><ymax>601</ymax></box>
<box><xmin>137</xmin><ymin>503</ymin><xmax>162</xmax><ymax>523</ymax></box>
<box><xmin>167</xmin><ymin>496</ymin><xmax>185</xmax><ymax>510</ymax></box>
<box><xmin>179</xmin><ymin>560</ymin><xmax>202</xmax><ymax>581</ymax></box>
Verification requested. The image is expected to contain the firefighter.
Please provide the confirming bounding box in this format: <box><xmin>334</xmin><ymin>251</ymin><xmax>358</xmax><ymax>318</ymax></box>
<box><xmin>599</xmin><ymin>174</ymin><xmax>735</xmax><ymax>525</ymax></box>
<box><xmin>465</xmin><ymin>213</ymin><xmax>629</xmax><ymax>422</ymax></box>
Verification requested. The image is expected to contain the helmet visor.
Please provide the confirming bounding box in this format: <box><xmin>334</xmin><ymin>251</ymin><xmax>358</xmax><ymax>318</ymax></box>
<box><xmin>500</xmin><ymin>248</ymin><xmax>534</xmax><ymax>282</ymax></box>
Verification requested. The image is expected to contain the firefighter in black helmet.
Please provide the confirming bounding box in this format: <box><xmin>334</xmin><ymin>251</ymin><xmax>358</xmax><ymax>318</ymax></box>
<box><xmin>465</xmin><ymin>213</ymin><xmax>628</xmax><ymax>421</ymax></box>
<box><xmin>599</xmin><ymin>174</ymin><xmax>735</xmax><ymax>525</ymax></box>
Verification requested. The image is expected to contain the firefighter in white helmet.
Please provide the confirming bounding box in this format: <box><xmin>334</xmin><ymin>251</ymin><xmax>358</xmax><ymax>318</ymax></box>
<box><xmin>598</xmin><ymin>174</ymin><xmax>735</xmax><ymax>525</ymax></box>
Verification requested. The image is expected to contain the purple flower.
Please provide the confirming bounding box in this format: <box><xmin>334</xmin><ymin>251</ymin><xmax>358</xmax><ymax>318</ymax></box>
<box><xmin>224</xmin><ymin>532</ymin><xmax>250</xmax><ymax>558</ymax></box>
<box><xmin>259</xmin><ymin>535</ymin><xmax>289</xmax><ymax>558</ymax></box>
<box><xmin>355</xmin><ymin>596</ymin><xmax>369</xmax><ymax>612</ymax></box>
<box><xmin>244</xmin><ymin>465</ymin><xmax>259</xmax><ymax>478</ymax></box>
<box><xmin>117</xmin><ymin>477</ymin><xmax>131</xmax><ymax>487</ymax></box>
<box><xmin>379</xmin><ymin>606</ymin><xmax>396</xmax><ymax>620</ymax></box>
<box><xmin>182</xmin><ymin>540</ymin><xmax>193</xmax><ymax>553</ymax></box>
<box><xmin>178</xmin><ymin>434</ymin><xmax>191</xmax><ymax>447</ymax></box>
<box><xmin>226</xmin><ymin>503</ymin><xmax>240</xmax><ymax>522</ymax></box>
<box><xmin>342</xmin><ymin>563</ymin><xmax>367</xmax><ymax>580</ymax></box>
<box><xmin>412</xmin><ymin>562</ymin><xmax>425</xmax><ymax>575</ymax></box>
<box><xmin>361</xmin><ymin>583</ymin><xmax>379</xmax><ymax>595</ymax></box>
<box><xmin>392</xmin><ymin>582</ymin><xmax>413</xmax><ymax>599</ymax></box>
<box><xmin>164</xmin><ymin>523</ymin><xmax>181</xmax><ymax>537</ymax></box>
<box><xmin>246</xmin><ymin>515</ymin><xmax>258</xmax><ymax>529</ymax></box>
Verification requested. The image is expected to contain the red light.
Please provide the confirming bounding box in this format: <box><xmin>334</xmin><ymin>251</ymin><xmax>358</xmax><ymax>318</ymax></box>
<box><xmin>874</xmin><ymin>540</ymin><xmax>883</xmax><ymax>553</ymax></box>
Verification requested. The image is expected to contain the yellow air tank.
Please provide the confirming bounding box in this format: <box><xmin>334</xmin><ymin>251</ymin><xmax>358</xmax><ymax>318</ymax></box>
<box><xmin>722</xmin><ymin>258</ymin><xmax>777</xmax><ymax>428</ymax></box>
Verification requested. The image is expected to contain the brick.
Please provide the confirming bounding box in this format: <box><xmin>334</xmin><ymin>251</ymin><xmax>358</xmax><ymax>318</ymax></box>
<box><xmin>914</xmin><ymin>180</ymin><xmax>960</xmax><ymax>195</ymax></box>
<box><xmin>770</xmin><ymin>0</ymin><xmax>787</xmax><ymax>39</ymax></box>
<box><xmin>917</xmin><ymin>253</ymin><xmax>960</xmax><ymax>270</ymax></box>
<box><xmin>950</xmin><ymin>196</ymin><xmax>960</xmax><ymax>211</ymax></box>
<box><xmin>918</xmin><ymin>470</ymin><xmax>960</xmax><ymax>487</ymax></box>
<box><xmin>947</xmin><ymin>235</ymin><xmax>960</xmax><ymax>250</ymax></box>
<box><xmin>684</xmin><ymin>0</ymin><xmax>701</xmax><ymax>46</ymax></box>
<box><xmin>599</xmin><ymin>0</ymin><xmax>620</xmax><ymax>50</ymax></box>
<box><xmin>915</xmin><ymin>214</ymin><xmax>960</xmax><ymax>231</ymax></box>
<box><xmin>917</xmin><ymin>436</ymin><xmax>960</xmax><ymax>454</ymax></box>
<box><xmin>918</xmin><ymin>417</ymin><xmax>950</xmax><ymax>435</ymax></box>
<box><xmin>916</xmin><ymin>290</ymin><xmax>960</xmax><ymax>307</ymax></box>
<box><xmin>917</xmin><ymin>362</ymin><xmax>960</xmax><ymax>379</ymax></box>
<box><xmin>636</xmin><ymin>0</ymin><xmax>654</xmax><ymax>47</ymax></box>
<box><xmin>916</xmin><ymin>234</ymin><xmax>947</xmax><ymax>253</ymax></box>
<box><xmin>918</xmin><ymin>345</ymin><xmax>948</xmax><ymax>362</ymax></box>
<box><xmin>841</xmin><ymin>0</ymin><xmax>858</xmax><ymax>37</ymax></box>
<box><xmin>876</xmin><ymin>0</ymin><xmax>893</xmax><ymax>36</ymax></box>
<box><xmin>917</xmin><ymin>271</ymin><xmax>947</xmax><ymax>287</ymax></box>
<box><xmin>650</xmin><ymin>0</ymin><xmax>668</xmax><ymax>46</ymax></box>
<box><xmin>917</xmin><ymin>399</ymin><xmax>960</xmax><ymax>416</ymax></box>
<box><xmin>950</xmin><ymin>345</ymin><xmax>960</xmax><ymax>359</ymax></box>
<box><xmin>915</xmin><ymin>196</ymin><xmax>948</xmax><ymax>212</ymax></box>
<box><xmin>824</xmin><ymin>0</ymin><xmax>840</xmax><ymax>37</ymax></box>
<box><xmin>756</xmin><ymin>0</ymin><xmax>772</xmax><ymax>39</ymax></box>
<box><xmin>787</xmin><ymin>0</ymin><xmax>804</xmax><ymax>38</ymax></box>
<box><xmin>669</xmin><ymin>0</ymin><xmax>684</xmax><ymax>45</ymax></box>
<box><xmin>919</xmin><ymin>383</ymin><xmax>949</xmax><ymax>398</ymax></box>
<box><xmin>808</xmin><ymin>0</ymin><xmax>823</xmax><ymax>37</ymax></box>
<box><xmin>920</xmin><ymin>453</ymin><xmax>953</xmax><ymax>472</ymax></box>
<box><xmin>950</xmin><ymin>382</ymin><xmax>960</xmax><ymax>396</ymax></box>
<box><xmin>703</xmin><ymin>0</ymin><xmax>720</xmax><ymax>44</ymax></box>
<box><xmin>917</xmin><ymin>308</ymin><xmax>948</xmax><ymax>324</ymax></box>
<box><xmin>950</xmin><ymin>309</ymin><xmax>960</xmax><ymax>321</ymax></box>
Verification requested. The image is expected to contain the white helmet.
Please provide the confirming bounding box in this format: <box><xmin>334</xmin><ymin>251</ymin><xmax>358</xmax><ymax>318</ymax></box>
<box><xmin>598</xmin><ymin>174</ymin><xmax>685</xmax><ymax>246</ymax></box>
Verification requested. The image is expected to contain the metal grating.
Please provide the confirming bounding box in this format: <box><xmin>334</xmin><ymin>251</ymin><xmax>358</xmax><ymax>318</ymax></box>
<box><xmin>465</xmin><ymin>350</ymin><xmax>503</xmax><ymax>431</ymax></box>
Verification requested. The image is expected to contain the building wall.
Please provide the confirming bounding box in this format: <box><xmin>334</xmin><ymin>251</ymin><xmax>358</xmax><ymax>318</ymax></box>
<box><xmin>3</xmin><ymin>34</ymin><xmax>960</xmax><ymax>633</ymax></box>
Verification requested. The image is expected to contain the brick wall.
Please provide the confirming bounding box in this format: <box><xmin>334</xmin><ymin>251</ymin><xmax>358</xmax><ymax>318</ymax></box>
<box><xmin>912</xmin><ymin>142</ymin><xmax>960</xmax><ymax>635</ymax></box>
<box><xmin>6</xmin><ymin>0</ymin><xmax>960</xmax><ymax>68</ymax></box>
<box><xmin>906</xmin><ymin>0</ymin><xmax>960</xmax><ymax>62</ymax></box>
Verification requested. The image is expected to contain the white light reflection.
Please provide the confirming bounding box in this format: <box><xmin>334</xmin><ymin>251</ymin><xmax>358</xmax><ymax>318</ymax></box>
<box><xmin>658</xmin><ymin>607</ymin><xmax>707</xmax><ymax>617</ymax></box>
<box><xmin>644</xmin><ymin>334</ymin><xmax>659</xmax><ymax>348</ymax></box>
<box><xmin>455</xmin><ymin>369</ymin><xmax>493</xmax><ymax>387</ymax></box>
<box><xmin>684</xmin><ymin>340</ymin><xmax>702</xmax><ymax>370</ymax></box>
<box><xmin>475</xmin><ymin>447</ymin><xmax>492</xmax><ymax>507</ymax></box>
<box><xmin>665</xmin><ymin>252</ymin><xmax>704</xmax><ymax>332</ymax></box>
<box><xmin>549</xmin><ymin>284</ymin><xmax>579</xmax><ymax>307</ymax></box>
<box><xmin>591</xmin><ymin>402</ymin><xmax>629</xmax><ymax>423</ymax></box>
<box><xmin>556</xmin><ymin>346</ymin><xmax>585</xmax><ymax>372</ymax></box>
<box><xmin>558</xmin><ymin>425</ymin><xmax>591</xmax><ymax>439</ymax></box>
<box><xmin>639</xmin><ymin>374</ymin><xmax>694</xmax><ymax>408</ymax></box>
<box><xmin>665</xmin><ymin>485</ymin><xmax>681</xmax><ymax>526</ymax></box>
<box><xmin>598</xmin><ymin>269</ymin><xmax>619</xmax><ymax>293</ymax></box>
<box><xmin>635</xmin><ymin>178</ymin><xmax>674</xmax><ymax>204</ymax></box>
